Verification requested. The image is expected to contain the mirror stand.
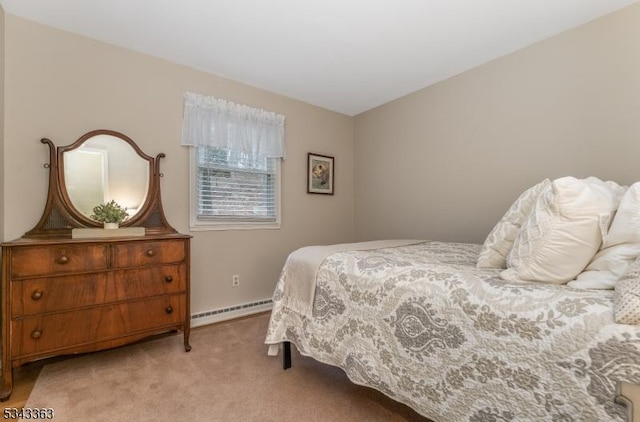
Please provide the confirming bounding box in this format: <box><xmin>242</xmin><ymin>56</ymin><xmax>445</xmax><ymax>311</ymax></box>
<box><xmin>24</xmin><ymin>132</ymin><xmax>177</xmax><ymax>238</ymax></box>
<box><xmin>25</xmin><ymin>138</ymin><xmax>84</xmax><ymax>237</ymax></box>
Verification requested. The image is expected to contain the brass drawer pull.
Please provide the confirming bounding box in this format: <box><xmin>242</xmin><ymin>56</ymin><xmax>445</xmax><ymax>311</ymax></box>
<box><xmin>31</xmin><ymin>290</ymin><xmax>44</xmax><ymax>301</ymax></box>
<box><xmin>165</xmin><ymin>306</ymin><xmax>173</xmax><ymax>314</ymax></box>
<box><xmin>146</xmin><ymin>249</ymin><xmax>155</xmax><ymax>257</ymax></box>
<box><xmin>56</xmin><ymin>255</ymin><xmax>69</xmax><ymax>265</ymax></box>
<box><xmin>31</xmin><ymin>329</ymin><xmax>42</xmax><ymax>339</ymax></box>
<box><xmin>164</xmin><ymin>275</ymin><xmax>173</xmax><ymax>283</ymax></box>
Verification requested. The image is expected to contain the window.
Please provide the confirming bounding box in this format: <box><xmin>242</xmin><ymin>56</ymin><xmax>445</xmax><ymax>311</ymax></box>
<box><xmin>182</xmin><ymin>92</ymin><xmax>285</xmax><ymax>230</ymax></box>
<box><xmin>190</xmin><ymin>146</ymin><xmax>281</xmax><ymax>230</ymax></box>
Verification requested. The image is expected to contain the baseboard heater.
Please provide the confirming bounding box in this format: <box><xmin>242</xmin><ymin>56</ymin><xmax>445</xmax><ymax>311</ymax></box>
<box><xmin>190</xmin><ymin>299</ymin><xmax>273</xmax><ymax>327</ymax></box>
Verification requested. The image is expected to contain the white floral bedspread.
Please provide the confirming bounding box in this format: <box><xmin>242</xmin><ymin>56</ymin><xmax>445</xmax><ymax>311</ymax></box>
<box><xmin>265</xmin><ymin>241</ymin><xmax>640</xmax><ymax>422</ymax></box>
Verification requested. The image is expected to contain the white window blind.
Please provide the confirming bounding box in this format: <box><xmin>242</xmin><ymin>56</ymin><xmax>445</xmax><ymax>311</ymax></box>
<box><xmin>196</xmin><ymin>147</ymin><xmax>277</xmax><ymax>221</ymax></box>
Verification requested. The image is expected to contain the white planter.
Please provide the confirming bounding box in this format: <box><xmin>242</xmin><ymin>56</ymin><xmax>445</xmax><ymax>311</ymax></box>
<box><xmin>103</xmin><ymin>222</ymin><xmax>119</xmax><ymax>230</ymax></box>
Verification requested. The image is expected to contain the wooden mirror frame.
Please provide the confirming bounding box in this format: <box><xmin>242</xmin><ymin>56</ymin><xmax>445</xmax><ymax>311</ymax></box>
<box><xmin>24</xmin><ymin>129</ymin><xmax>177</xmax><ymax>238</ymax></box>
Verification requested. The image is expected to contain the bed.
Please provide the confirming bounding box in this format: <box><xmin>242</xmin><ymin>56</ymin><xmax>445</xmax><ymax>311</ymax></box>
<box><xmin>265</xmin><ymin>177</ymin><xmax>640</xmax><ymax>422</ymax></box>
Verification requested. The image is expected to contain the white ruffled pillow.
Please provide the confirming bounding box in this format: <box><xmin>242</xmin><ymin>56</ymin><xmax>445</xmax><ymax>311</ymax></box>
<box><xmin>476</xmin><ymin>179</ymin><xmax>551</xmax><ymax>269</ymax></box>
<box><xmin>569</xmin><ymin>182</ymin><xmax>640</xmax><ymax>290</ymax></box>
<box><xmin>501</xmin><ymin>176</ymin><xmax>620</xmax><ymax>284</ymax></box>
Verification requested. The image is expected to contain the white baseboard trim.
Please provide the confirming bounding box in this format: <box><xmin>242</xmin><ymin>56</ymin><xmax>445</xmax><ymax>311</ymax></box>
<box><xmin>190</xmin><ymin>299</ymin><xmax>273</xmax><ymax>328</ymax></box>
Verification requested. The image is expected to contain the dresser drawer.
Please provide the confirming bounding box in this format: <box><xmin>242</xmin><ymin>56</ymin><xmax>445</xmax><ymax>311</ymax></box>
<box><xmin>11</xmin><ymin>294</ymin><xmax>186</xmax><ymax>357</ymax></box>
<box><xmin>11</xmin><ymin>272</ymin><xmax>109</xmax><ymax>317</ymax></box>
<box><xmin>11</xmin><ymin>264</ymin><xmax>186</xmax><ymax>317</ymax></box>
<box><xmin>113</xmin><ymin>240</ymin><xmax>186</xmax><ymax>267</ymax></box>
<box><xmin>9</xmin><ymin>245</ymin><xmax>109</xmax><ymax>278</ymax></box>
<box><xmin>118</xmin><ymin>264</ymin><xmax>187</xmax><ymax>299</ymax></box>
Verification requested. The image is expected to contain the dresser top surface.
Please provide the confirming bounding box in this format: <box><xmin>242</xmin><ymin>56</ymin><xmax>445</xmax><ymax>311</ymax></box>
<box><xmin>1</xmin><ymin>233</ymin><xmax>191</xmax><ymax>248</ymax></box>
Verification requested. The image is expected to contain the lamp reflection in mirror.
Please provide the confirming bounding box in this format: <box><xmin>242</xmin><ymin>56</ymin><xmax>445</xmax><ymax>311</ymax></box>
<box><xmin>64</xmin><ymin>148</ymin><xmax>107</xmax><ymax>216</ymax></box>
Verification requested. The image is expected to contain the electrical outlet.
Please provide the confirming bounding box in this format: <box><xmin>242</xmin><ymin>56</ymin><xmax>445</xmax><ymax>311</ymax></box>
<box><xmin>232</xmin><ymin>275</ymin><xmax>240</xmax><ymax>287</ymax></box>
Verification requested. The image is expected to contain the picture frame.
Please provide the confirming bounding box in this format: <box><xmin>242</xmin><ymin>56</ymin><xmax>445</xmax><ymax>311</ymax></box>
<box><xmin>307</xmin><ymin>153</ymin><xmax>334</xmax><ymax>195</ymax></box>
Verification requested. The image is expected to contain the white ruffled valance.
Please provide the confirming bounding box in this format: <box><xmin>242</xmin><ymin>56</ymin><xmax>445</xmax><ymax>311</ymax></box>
<box><xmin>181</xmin><ymin>92</ymin><xmax>286</xmax><ymax>158</ymax></box>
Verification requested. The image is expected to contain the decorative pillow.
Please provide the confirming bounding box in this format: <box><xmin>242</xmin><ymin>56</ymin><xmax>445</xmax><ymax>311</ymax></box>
<box><xmin>614</xmin><ymin>255</ymin><xmax>640</xmax><ymax>324</ymax></box>
<box><xmin>501</xmin><ymin>176</ymin><xmax>619</xmax><ymax>284</ymax></box>
<box><xmin>476</xmin><ymin>179</ymin><xmax>551</xmax><ymax>269</ymax></box>
<box><xmin>569</xmin><ymin>182</ymin><xmax>639</xmax><ymax>290</ymax></box>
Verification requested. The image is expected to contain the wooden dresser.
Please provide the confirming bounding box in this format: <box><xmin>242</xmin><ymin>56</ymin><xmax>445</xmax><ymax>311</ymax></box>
<box><xmin>1</xmin><ymin>233</ymin><xmax>191</xmax><ymax>399</ymax></box>
<box><xmin>1</xmin><ymin>130</ymin><xmax>192</xmax><ymax>400</ymax></box>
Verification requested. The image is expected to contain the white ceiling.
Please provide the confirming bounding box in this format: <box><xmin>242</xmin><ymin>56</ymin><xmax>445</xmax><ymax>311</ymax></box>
<box><xmin>1</xmin><ymin>0</ymin><xmax>637</xmax><ymax>116</ymax></box>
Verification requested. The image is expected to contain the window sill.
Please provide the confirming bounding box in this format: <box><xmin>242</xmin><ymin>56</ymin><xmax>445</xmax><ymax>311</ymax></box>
<box><xmin>189</xmin><ymin>221</ymin><xmax>281</xmax><ymax>231</ymax></box>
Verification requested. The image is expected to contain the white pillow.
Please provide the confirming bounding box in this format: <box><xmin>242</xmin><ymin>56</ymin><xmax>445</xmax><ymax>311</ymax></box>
<box><xmin>476</xmin><ymin>179</ymin><xmax>551</xmax><ymax>269</ymax></box>
<box><xmin>569</xmin><ymin>181</ymin><xmax>640</xmax><ymax>290</ymax></box>
<box><xmin>602</xmin><ymin>181</ymin><xmax>640</xmax><ymax>246</ymax></box>
<box><xmin>501</xmin><ymin>176</ymin><xmax>619</xmax><ymax>284</ymax></box>
<box><xmin>569</xmin><ymin>243</ymin><xmax>640</xmax><ymax>289</ymax></box>
<box><xmin>584</xmin><ymin>176</ymin><xmax>628</xmax><ymax>205</ymax></box>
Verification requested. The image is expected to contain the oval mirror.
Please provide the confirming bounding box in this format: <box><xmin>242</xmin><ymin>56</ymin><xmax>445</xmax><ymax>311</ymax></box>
<box><xmin>62</xmin><ymin>132</ymin><xmax>151</xmax><ymax>222</ymax></box>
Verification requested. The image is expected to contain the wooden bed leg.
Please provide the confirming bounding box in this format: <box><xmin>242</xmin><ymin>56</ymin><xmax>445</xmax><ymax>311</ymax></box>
<box><xmin>283</xmin><ymin>341</ymin><xmax>291</xmax><ymax>370</ymax></box>
<box><xmin>616</xmin><ymin>381</ymin><xmax>640</xmax><ymax>422</ymax></box>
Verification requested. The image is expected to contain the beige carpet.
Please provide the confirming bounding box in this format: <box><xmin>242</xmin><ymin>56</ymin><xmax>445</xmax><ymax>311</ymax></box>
<box><xmin>24</xmin><ymin>313</ymin><xmax>431</xmax><ymax>421</ymax></box>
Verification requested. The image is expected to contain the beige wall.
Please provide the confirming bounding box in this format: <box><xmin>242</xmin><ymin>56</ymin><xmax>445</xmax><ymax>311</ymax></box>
<box><xmin>4</xmin><ymin>4</ymin><xmax>639</xmax><ymax>317</ymax></box>
<box><xmin>354</xmin><ymin>3</ymin><xmax>640</xmax><ymax>244</ymax></box>
<box><xmin>3</xmin><ymin>15</ymin><xmax>354</xmax><ymax>315</ymax></box>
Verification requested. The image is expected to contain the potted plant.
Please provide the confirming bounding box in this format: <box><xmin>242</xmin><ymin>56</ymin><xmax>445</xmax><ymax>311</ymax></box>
<box><xmin>90</xmin><ymin>200</ymin><xmax>129</xmax><ymax>229</ymax></box>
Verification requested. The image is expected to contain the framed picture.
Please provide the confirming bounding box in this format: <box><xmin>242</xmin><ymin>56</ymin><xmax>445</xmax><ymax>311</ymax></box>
<box><xmin>307</xmin><ymin>153</ymin><xmax>334</xmax><ymax>195</ymax></box>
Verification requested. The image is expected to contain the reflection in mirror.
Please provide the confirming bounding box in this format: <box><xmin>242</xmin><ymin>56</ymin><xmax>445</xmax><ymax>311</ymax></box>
<box><xmin>63</xmin><ymin>134</ymin><xmax>150</xmax><ymax>220</ymax></box>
